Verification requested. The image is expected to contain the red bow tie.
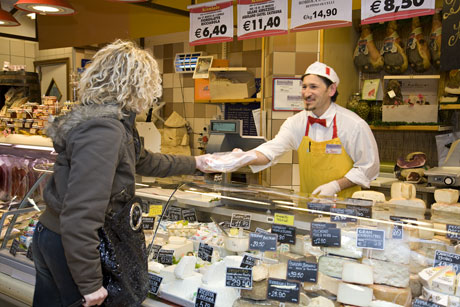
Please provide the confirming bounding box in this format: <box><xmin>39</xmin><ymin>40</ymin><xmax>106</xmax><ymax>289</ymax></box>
<box><xmin>308</xmin><ymin>116</ymin><xmax>327</xmax><ymax>127</ymax></box>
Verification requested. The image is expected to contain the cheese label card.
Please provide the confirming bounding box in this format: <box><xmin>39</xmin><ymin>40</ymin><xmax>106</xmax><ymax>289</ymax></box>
<box><xmin>182</xmin><ymin>208</ymin><xmax>197</xmax><ymax>223</ymax></box>
<box><xmin>148</xmin><ymin>273</ymin><xmax>163</xmax><ymax>296</ymax></box>
<box><xmin>307</xmin><ymin>202</ymin><xmax>332</xmax><ymax>213</ymax></box>
<box><xmin>392</xmin><ymin>223</ymin><xmax>404</xmax><ymax>240</ymax></box>
<box><xmin>157</xmin><ymin>249</ymin><xmax>174</xmax><ymax>265</ymax></box>
<box><xmin>149</xmin><ymin>244</ymin><xmax>162</xmax><ymax>260</ymax></box>
<box><xmin>330</xmin><ymin>208</ymin><xmax>357</xmax><ymax>223</ymax></box>
<box><xmin>412</xmin><ymin>298</ymin><xmax>443</xmax><ymax>307</ymax></box>
<box><xmin>225</xmin><ymin>267</ymin><xmax>252</xmax><ymax>289</ymax></box>
<box><xmin>267</xmin><ymin>278</ymin><xmax>300</xmax><ymax>303</ymax></box>
<box><xmin>390</xmin><ymin>216</ymin><xmax>417</xmax><ymax>224</ymax></box>
<box><xmin>198</xmin><ymin>243</ymin><xmax>213</xmax><ymax>262</ymax></box>
<box><xmin>287</xmin><ymin>260</ymin><xmax>317</xmax><ymax>283</ymax></box>
<box><xmin>230</xmin><ymin>213</ymin><xmax>251</xmax><ymax>229</ymax></box>
<box><xmin>311</xmin><ymin>228</ymin><xmax>341</xmax><ymax>247</ymax></box>
<box><xmin>271</xmin><ymin>224</ymin><xmax>296</xmax><ymax>244</ymax></box>
<box><xmin>167</xmin><ymin>206</ymin><xmax>182</xmax><ymax>221</ymax></box>
<box><xmin>447</xmin><ymin>224</ymin><xmax>460</xmax><ymax>240</ymax></box>
<box><xmin>9</xmin><ymin>239</ymin><xmax>20</xmax><ymax>257</ymax></box>
<box><xmin>274</xmin><ymin>213</ymin><xmax>295</xmax><ymax>226</ymax></box>
<box><xmin>345</xmin><ymin>197</ymin><xmax>374</xmax><ymax>207</ymax></box>
<box><xmin>356</xmin><ymin>228</ymin><xmax>385</xmax><ymax>250</ymax></box>
<box><xmin>148</xmin><ymin>205</ymin><xmax>163</xmax><ymax>217</ymax></box>
<box><xmin>346</xmin><ymin>204</ymin><xmax>372</xmax><ymax>218</ymax></box>
<box><xmin>255</xmin><ymin>227</ymin><xmax>270</xmax><ymax>234</ymax></box>
<box><xmin>249</xmin><ymin>232</ymin><xmax>278</xmax><ymax>252</ymax></box>
<box><xmin>311</xmin><ymin>222</ymin><xmax>337</xmax><ymax>229</ymax></box>
<box><xmin>240</xmin><ymin>254</ymin><xmax>256</xmax><ymax>268</ymax></box>
<box><xmin>434</xmin><ymin>250</ymin><xmax>460</xmax><ymax>274</ymax></box>
<box><xmin>325</xmin><ymin>144</ymin><xmax>342</xmax><ymax>154</ymax></box>
<box><xmin>142</xmin><ymin>217</ymin><xmax>155</xmax><ymax>230</ymax></box>
<box><xmin>195</xmin><ymin>288</ymin><xmax>217</xmax><ymax>307</ymax></box>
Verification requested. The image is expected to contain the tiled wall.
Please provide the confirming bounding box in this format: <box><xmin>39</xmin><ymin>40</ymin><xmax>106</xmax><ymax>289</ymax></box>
<box><xmin>0</xmin><ymin>37</ymin><xmax>38</xmax><ymax>72</ymax></box>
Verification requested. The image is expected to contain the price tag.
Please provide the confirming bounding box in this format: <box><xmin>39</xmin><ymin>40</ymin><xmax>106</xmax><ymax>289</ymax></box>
<box><xmin>237</xmin><ymin>0</ymin><xmax>288</xmax><ymax>40</ymax></box>
<box><xmin>240</xmin><ymin>254</ymin><xmax>256</xmax><ymax>268</ymax></box>
<box><xmin>182</xmin><ymin>208</ymin><xmax>197</xmax><ymax>223</ymax></box>
<box><xmin>412</xmin><ymin>298</ymin><xmax>443</xmax><ymax>307</ymax></box>
<box><xmin>361</xmin><ymin>0</ymin><xmax>435</xmax><ymax>25</ymax></box>
<box><xmin>150</xmin><ymin>244</ymin><xmax>162</xmax><ymax>260</ymax></box>
<box><xmin>346</xmin><ymin>204</ymin><xmax>372</xmax><ymax>218</ymax></box>
<box><xmin>330</xmin><ymin>208</ymin><xmax>357</xmax><ymax>223</ymax></box>
<box><xmin>148</xmin><ymin>205</ymin><xmax>163</xmax><ymax>217</ymax></box>
<box><xmin>392</xmin><ymin>223</ymin><xmax>404</xmax><ymax>240</ymax></box>
<box><xmin>26</xmin><ymin>246</ymin><xmax>33</xmax><ymax>261</ymax></box>
<box><xmin>390</xmin><ymin>216</ymin><xmax>417</xmax><ymax>224</ymax></box>
<box><xmin>447</xmin><ymin>224</ymin><xmax>460</xmax><ymax>240</ymax></box>
<box><xmin>311</xmin><ymin>228</ymin><xmax>341</xmax><ymax>247</ymax></box>
<box><xmin>157</xmin><ymin>249</ymin><xmax>174</xmax><ymax>265</ymax></box>
<box><xmin>356</xmin><ymin>228</ymin><xmax>385</xmax><ymax>250</ymax></box>
<box><xmin>195</xmin><ymin>288</ymin><xmax>217</xmax><ymax>307</ymax></box>
<box><xmin>249</xmin><ymin>232</ymin><xmax>277</xmax><ymax>252</ymax></box>
<box><xmin>148</xmin><ymin>273</ymin><xmax>163</xmax><ymax>295</ymax></box>
<box><xmin>267</xmin><ymin>278</ymin><xmax>300</xmax><ymax>303</ymax></box>
<box><xmin>287</xmin><ymin>260</ymin><xmax>318</xmax><ymax>283</ymax></box>
<box><xmin>434</xmin><ymin>250</ymin><xmax>460</xmax><ymax>274</ymax></box>
<box><xmin>307</xmin><ymin>202</ymin><xmax>332</xmax><ymax>213</ymax></box>
<box><xmin>255</xmin><ymin>227</ymin><xmax>270</xmax><ymax>234</ymax></box>
<box><xmin>167</xmin><ymin>206</ymin><xmax>182</xmax><ymax>221</ymax></box>
<box><xmin>230</xmin><ymin>213</ymin><xmax>251</xmax><ymax>229</ymax></box>
<box><xmin>311</xmin><ymin>222</ymin><xmax>337</xmax><ymax>229</ymax></box>
<box><xmin>274</xmin><ymin>213</ymin><xmax>294</xmax><ymax>226</ymax></box>
<box><xmin>271</xmin><ymin>224</ymin><xmax>296</xmax><ymax>244</ymax></box>
<box><xmin>291</xmin><ymin>0</ymin><xmax>352</xmax><ymax>32</ymax></box>
<box><xmin>188</xmin><ymin>0</ymin><xmax>234</xmax><ymax>46</ymax></box>
<box><xmin>142</xmin><ymin>217</ymin><xmax>155</xmax><ymax>230</ymax></box>
<box><xmin>198</xmin><ymin>243</ymin><xmax>213</xmax><ymax>262</ymax></box>
<box><xmin>225</xmin><ymin>267</ymin><xmax>252</xmax><ymax>289</ymax></box>
<box><xmin>9</xmin><ymin>239</ymin><xmax>20</xmax><ymax>256</ymax></box>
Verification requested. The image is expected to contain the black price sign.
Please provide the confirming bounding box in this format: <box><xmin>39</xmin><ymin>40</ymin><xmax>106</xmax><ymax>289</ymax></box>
<box><xmin>447</xmin><ymin>224</ymin><xmax>460</xmax><ymax>240</ymax></box>
<box><xmin>142</xmin><ymin>217</ymin><xmax>155</xmax><ymax>230</ymax></box>
<box><xmin>230</xmin><ymin>213</ymin><xmax>251</xmax><ymax>229</ymax></box>
<box><xmin>157</xmin><ymin>249</ymin><xmax>174</xmax><ymax>265</ymax></box>
<box><xmin>271</xmin><ymin>224</ymin><xmax>296</xmax><ymax>244</ymax></box>
<box><xmin>255</xmin><ymin>227</ymin><xmax>270</xmax><ymax>234</ymax></box>
<box><xmin>346</xmin><ymin>204</ymin><xmax>372</xmax><ymax>218</ymax></box>
<box><xmin>195</xmin><ymin>288</ymin><xmax>217</xmax><ymax>307</ymax></box>
<box><xmin>198</xmin><ymin>243</ymin><xmax>213</xmax><ymax>262</ymax></box>
<box><xmin>311</xmin><ymin>222</ymin><xmax>337</xmax><ymax>229</ymax></box>
<box><xmin>287</xmin><ymin>260</ymin><xmax>317</xmax><ymax>283</ymax></box>
<box><xmin>307</xmin><ymin>202</ymin><xmax>332</xmax><ymax>212</ymax></box>
<box><xmin>392</xmin><ymin>223</ymin><xmax>404</xmax><ymax>240</ymax></box>
<box><xmin>434</xmin><ymin>250</ymin><xmax>460</xmax><ymax>274</ymax></box>
<box><xmin>9</xmin><ymin>239</ymin><xmax>20</xmax><ymax>256</ymax></box>
<box><xmin>148</xmin><ymin>273</ymin><xmax>163</xmax><ymax>295</ymax></box>
<box><xmin>346</xmin><ymin>197</ymin><xmax>374</xmax><ymax>207</ymax></box>
<box><xmin>330</xmin><ymin>208</ymin><xmax>357</xmax><ymax>223</ymax></box>
<box><xmin>225</xmin><ymin>267</ymin><xmax>252</xmax><ymax>289</ymax></box>
<box><xmin>356</xmin><ymin>228</ymin><xmax>385</xmax><ymax>250</ymax></box>
<box><xmin>390</xmin><ymin>216</ymin><xmax>417</xmax><ymax>224</ymax></box>
<box><xmin>249</xmin><ymin>232</ymin><xmax>277</xmax><ymax>252</ymax></box>
<box><xmin>311</xmin><ymin>228</ymin><xmax>341</xmax><ymax>247</ymax></box>
<box><xmin>240</xmin><ymin>254</ymin><xmax>256</xmax><ymax>268</ymax></box>
<box><xmin>168</xmin><ymin>206</ymin><xmax>182</xmax><ymax>221</ymax></box>
<box><xmin>150</xmin><ymin>244</ymin><xmax>162</xmax><ymax>260</ymax></box>
<box><xmin>26</xmin><ymin>246</ymin><xmax>33</xmax><ymax>261</ymax></box>
<box><xmin>182</xmin><ymin>208</ymin><xmax>197</xmax><ymax>223</ymax></box>
<box><xmin>412</xmin><ymin>298</ymin><xmax>443</xmax><ymax>307</ymax></box>
<box><xmin>267</xmin><ymin>278</ymin><xmax>300</xmax><ymax>303</ymax></box>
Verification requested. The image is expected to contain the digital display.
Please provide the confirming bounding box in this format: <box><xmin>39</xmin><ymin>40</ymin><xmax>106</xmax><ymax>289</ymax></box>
<box><xmin>211</xmin><ymin>122</ymin><xmax>237</xmax><ymax>132</ymax></box>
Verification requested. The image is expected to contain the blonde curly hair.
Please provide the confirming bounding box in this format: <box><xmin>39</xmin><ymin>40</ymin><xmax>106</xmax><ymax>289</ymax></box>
<box><xmin>78</xmin><ymin>39</ymin><xmax>162</xmax><ymax>114</ymax></box>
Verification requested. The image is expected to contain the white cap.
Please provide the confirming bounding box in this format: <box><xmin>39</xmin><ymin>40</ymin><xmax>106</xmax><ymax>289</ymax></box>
<box><xmin>304</xmin><ymin>61</ymin><xmax>340</xmax><ymax>86</ymax></box>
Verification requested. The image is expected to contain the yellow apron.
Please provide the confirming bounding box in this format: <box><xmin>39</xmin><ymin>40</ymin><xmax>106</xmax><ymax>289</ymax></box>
<box><xmin>298</xmin><ymin>115</ymin><xmax>360</xmax><ymax>198</ymax></box>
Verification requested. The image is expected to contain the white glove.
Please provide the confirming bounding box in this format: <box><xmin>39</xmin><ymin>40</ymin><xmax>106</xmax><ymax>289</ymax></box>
<box><xmin>195</xmin><ymin>154</ymin><xmax>213</xmax><ymax>173</ymax></box>
<box><xmin>198</xmin><ymin>151</ymin><xmax>258</xmax><ymax>173</ymax></box>
<box><xmin>312</xmin><ymin>180</ymin><xmax>341</xmax><ymax>196</ymax></box>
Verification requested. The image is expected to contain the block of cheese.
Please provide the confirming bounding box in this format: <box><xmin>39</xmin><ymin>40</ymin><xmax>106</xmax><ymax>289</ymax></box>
<box><xmin>303</xmin><ymin>271</ymin><xmax>340</xmax><ymax>296</ymax></box>
<box><xmin>223</xmin><ymin>256</ymin><xmax>243</xmax><ymax>268</ymax></box>
<box><xmin>449</xmin><ymin>295</ymin><xmax>460</xmax><ymax>307</ymax></box>
<box><xmin>391</xmin><ymin>182</ymin><xmax>417</xmax><ymax>199</ymax></box>
<box><xmin>202</xmin><ymin>261</ymin><xmax>226</xmax><ymax>286</ymax></box>
<box><xmin>369</xmin><ymin>239</ymin><xmax>410</xmax><ymax>264</ymax></box>
<box><xmin>389</xmin><ymin>198</ymin><xmax>426</xmax><ymax>209</ymax></box>
<box><xmin>342</xmin><ymin>262</ymin><xmax>374</xmax><ymax>285</ymax></box>
<box><xmin>337</xmin><ymin>282</ymin><xmax>373</xmax><ymax>306</ymax></box>
<box><xmin>435</xmin><ymin>189</ymin><xmax>459</xmax><ymax>205</ymax></box>
<box><xmin>369</xmin><ymin>284</ymin><xmax>412</xmax><ymax>306</ymax></box>
<box><xmin>160</xmin><ymin>272</ymin><xmax>202</xmax><ymax>303</ymax></box>
<box><xmin>318</xmin><ymin>255</ymin><xmax>357</xmax><ymax>279</ymax></box>
<box><xmin>162</xmin><ymin>240</ymin><xmax>194</xmax><ymax>258</ymax></box>
<box><xmin>410</xmin><ymin>250</ymin><xmax>434</xmax><ymax>274</ymax></box>
<box><xmin>251</xmin><ymin>265</ymin><xmax>268</xmax><ymax>282</ymax></box>
<box><xmin>174</xmin><ymin>255</ymin><xmax>196</xmax><ymax>279</ymax></box>
<box><xmin>352</xmin><ymin>190</ymin><xmax>386</xmax><ymax>203</ymax></box>
<box><xmin>418</xmin><ymin>222</ymin><xmax>435</xmax><ymax>240</ymax></box>
<box><xmin>268</xmin><ymin>263</ymin><xmax>287</xmax><ymax>279</ymax></box>
<box><xmin>304</xmin><ymin>237</ymin><xmax>325</xmax><ymax>257</ymax></box>
<box><xmin>290</xmin><ymin>235</ymin><xmax>306</xmax><ymax>255</ymax></box>
<box><xmin>279</xmin><ymin>252</ymin><xmax>308</xmax><ymax>263</ymax></box>
<box><xmin>240</xmin><ymin>280</ymin><xmax>268</xmax><ymax>301</ymax></box>
<box><xmin>418</xmin><ymin>266</ymin><xmax>450</xmax><ymax>289</ymax></box>
<box><xmin>369</xmin><ymin>301</ymin><xmax>403</xmax><ymax>307</ymax></box>
<box><xmin>432</xmin><ymin>268</ymin><xmax>457</xmax><ymax>295</ymax></box>
<box><xmin>410</xmin><ymin>274</ymin><xmax>423</xmax><ymax>298</ymax></box>
<box><xmin>323</xmin><ymin>230</ymin><xmax>363</xmax><ymax>258</ymax></box>
<box><xmin>159</xmin><ymin>264</ymin><xmax>177</xmax><ymax>284</ymax></box>
<box><xmin>422</xmin><ymin>286</ymin><xmax>449</xmax><ymax>306</ymax></box>
<box><xmin>432</xmin><ymin>203</ymin><xmax>460</xmax><ymax>214</ymax></box>
<box><xmin>363</xmin><ymin>258</ymin><xmax>410</xmax><ymax>287</ymax></box>
<box><xmin>418</xmin><ymin>239</ymin><xmax>448</xmax><ymax>260</ymax></box>
<box><xmin>148</xmin><ymin>261</ymin><xmax>165</xmax><ymax>274</ymax></box>
<box><xmin>307</xmin><ymin>296</ymin><xmax>335</xmax><ymax>307</ymax></box>
<box><xmin>200</xmin><ymin>282</ymin><xmax>240</xmax><ymax>307</ymax></box>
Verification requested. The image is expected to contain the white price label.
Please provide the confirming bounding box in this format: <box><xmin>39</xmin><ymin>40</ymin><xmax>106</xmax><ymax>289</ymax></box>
<box><xmin>361</xmin><ymin>0</ymin><xmax>435</xmax><ymax>24</ymax></box>
<box><xmin>291</xmin><ymin>0</ymin><xmax>352</xmax><ymax>32</ymax></box>
<box><xmin>237</xmin><ymin>0</ymin><xmax>288</xmax><ymax>40</ymax></box>
<box><xmin>188</xmin><ymin>0</ymin><xmax>234</xmax><ymax>46</ymax></box>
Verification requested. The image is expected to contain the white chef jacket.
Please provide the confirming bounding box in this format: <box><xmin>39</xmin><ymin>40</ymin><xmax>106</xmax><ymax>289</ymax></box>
<box><xmin>252</xmin><ymin>103</ymin><xmax>380</xmax><ymax>188</ymax></box>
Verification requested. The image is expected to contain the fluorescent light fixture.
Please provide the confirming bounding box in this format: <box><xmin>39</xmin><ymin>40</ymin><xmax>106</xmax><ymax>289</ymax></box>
<box><xmin>0</xmin><ymin>143</ymin><xmax>13</xmax><ymax>146</ymax></box>
<box><xmin>174</xmin><ymin>52</ymin><xmax>203</xmax><ymax>73</ymax></box>
<box><xmin>15</xmin><ymin>0</ymin><xmax>76</xmax><ymax>15</ymax></box>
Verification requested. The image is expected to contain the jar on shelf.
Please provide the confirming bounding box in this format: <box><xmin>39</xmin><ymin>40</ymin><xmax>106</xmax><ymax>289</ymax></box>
<box><xmin>347</xmin><ymin>93</ymin><xmax>361</xmax><ymax>113</ymax></box>
<box><xmin>369</xmin><ymin>100</ymin><xmax>382</xmax><ymax>122</ymax></box>
<box><xmin>356</xmin><ymin>100</ymin><xmax>370</xmax><ymax>121</ymax></box>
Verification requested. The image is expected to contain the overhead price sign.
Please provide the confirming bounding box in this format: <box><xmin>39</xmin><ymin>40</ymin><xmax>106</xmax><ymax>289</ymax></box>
<box><xmin>237</xmin><ymin>0</ymin><xmax>288</xmax><ymax>40</ymax></box>
<box><xmin>361</xmin><ymin>0</ymin><xmax>435</xmax><ymax>25</ymax></box>
<box><xmin>188</xmin><ymin>0</ymin><xmax>234</xmax><ymax>46</ymax></box>
<box><xmin>291</xmin><ymin>0</ymin><xmax>352</xmax><ymax>32</ymax></box>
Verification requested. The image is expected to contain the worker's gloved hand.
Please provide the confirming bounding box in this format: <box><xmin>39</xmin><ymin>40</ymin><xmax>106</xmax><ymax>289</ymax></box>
<box><xmin>196</xmin><ymin>151</ymin><xmax>258</xmax><ymax>173</ymax></box>
<box><xmin>312</xmin><ymin>180</ymin><xmax>341</xmax><ymax>196</ymax></box>
<box><xmin>195</xmin><ymin>154</ymin><xmax>214</xmax><ymax>173</ymax></box>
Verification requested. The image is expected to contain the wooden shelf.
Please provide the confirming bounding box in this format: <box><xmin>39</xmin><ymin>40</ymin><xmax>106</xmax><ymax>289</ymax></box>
<box><xmin>208</xmin><ymin>67</ymin><xmax>248</xmax><ymax>72</ymax></box>
<box><xmin>440</xmin><ymin>104</ymin><xmax>460</xmax><ymax>110</ymax></box>
<box><xmin>370</xmin><ymin>125</ymin><xmax>452</xmax><ymax>131</ymax></box>
<box><xmin>383</xmin><ymin>75</ymin><xmax>440</xmax><ymax>80</ymax></box>
<box><xmin>194</xmin><ymin>98</ymin><xmax>261</xmax><ymax>104</ymax></box>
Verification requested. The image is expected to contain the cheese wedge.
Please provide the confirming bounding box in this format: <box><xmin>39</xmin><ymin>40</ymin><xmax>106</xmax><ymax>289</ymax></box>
<box><xmin>337</xmin><ymin>282</ymin><xmax>373</xmax><ymax>307</ymax></box>
<box><xmin>352</xmin><ymin>190</ymin><xmax>386</xmax><ymax>203</ymax></box>
<box><xmin>431</xmin><ymin>268</ymin><xmax>457</xmax><ymax>295</ymax></box>
<box><xmin>174</xmin><ymin>256</ymin><xmax>196</xmax><ymax>279</ymax></box>
<box><xmin>391</xmin><ymin>182</ymin><xmax>416</xmax><ymax>199</ymax></box>
<box><xmin>342</xmin><ymin>262</ymin><xmax>374</xmax><ymax>285</ymax></box>
<box><xmin>422</xmin><ymin>286</ymin><xmax>449</xmax><ymax>306</ymax></box>
<box><xmin>363</xmin><ymin>258</ymin><xmax>410</xmax><ymax>287</ymax></box>
<box><xmin>369</xmin><ymin>284</ymin><xmax>412</xmax><ymax>306</ymax></box>
<box><xmin>434</xmin><ymin>189</ymin><xmax>459</xmax><ymax>205</ymax></box>
<box><xmin>318</xmin><ymin>255</ymin><xmax>357</xmax><ymax>279</ymax></box>
<box><xmin>418</xmin><ymin>266</ymin><xmax>451</xmax><ymax>289</ymax></box>
<box><xmin>369</xmin><ymin>301</ymin><xmax>403</xmax><ymax>307</ymax></box>
<box><xmin>303</xmin><ymin>271</ymin><xmax>340</xmax><ymax>296</ymax></box>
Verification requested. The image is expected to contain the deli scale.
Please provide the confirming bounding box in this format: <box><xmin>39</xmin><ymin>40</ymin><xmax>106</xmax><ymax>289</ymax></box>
<box><xmin>425</xmin><ymin>139</ymin><xmax>460</xmax><ymax>187</ymax></box>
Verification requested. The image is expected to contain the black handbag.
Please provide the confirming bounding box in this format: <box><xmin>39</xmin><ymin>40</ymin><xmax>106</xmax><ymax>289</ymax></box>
<box><xmin>98</xmin><ymin>197</ymin><xmax>148</xmax><ymax>307</ymax></box>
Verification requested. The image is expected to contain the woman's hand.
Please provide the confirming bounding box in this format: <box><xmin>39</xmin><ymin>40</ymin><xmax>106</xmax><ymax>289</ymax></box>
<box><xmin>83</xmin><ymin>287</ymin><xmax>108</xmax><ymax>306</ymax></box>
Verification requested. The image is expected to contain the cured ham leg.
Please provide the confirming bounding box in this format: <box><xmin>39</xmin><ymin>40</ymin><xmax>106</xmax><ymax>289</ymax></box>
<box><xmin>429</xmin><ymin>12</ymin><xmax>442</xmax><ymax>69</ymax></box>
<box><xmin>353</xmin><ymin>25</ymin><xmax>384</xmax><ymax>73</ymax></box>
<box><xmin>381</xmin><ymin>21</ymin><xmax>408</xmax><ymax>74</ymax></box>
<box><xmin>407</xmin><ymin>17</ymin><xmax>431</xmax><ymax>72</ymax></box>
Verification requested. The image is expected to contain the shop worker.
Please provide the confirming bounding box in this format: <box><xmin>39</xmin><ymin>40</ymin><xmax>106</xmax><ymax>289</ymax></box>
<box><xmin>231</xmin><ymin>61</ymin><xmax>379</xmax><ymax>197</ymax></box>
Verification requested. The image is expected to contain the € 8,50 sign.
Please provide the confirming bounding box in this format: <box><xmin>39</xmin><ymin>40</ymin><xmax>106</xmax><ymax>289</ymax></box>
<box><xmin>361</xmin><ymin>0</ymin><xmax>435</xmax><ymax>24</ymax></box>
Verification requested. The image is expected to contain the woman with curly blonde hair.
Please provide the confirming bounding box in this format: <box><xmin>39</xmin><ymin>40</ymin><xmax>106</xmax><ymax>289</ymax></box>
<box><xmin>32</xmin><ymin>40</ymin><xmax>210</xmax><ymax>307</ymax></box>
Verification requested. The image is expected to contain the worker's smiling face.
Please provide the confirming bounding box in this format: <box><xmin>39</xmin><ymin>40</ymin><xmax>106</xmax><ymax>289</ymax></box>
<box><xmin>301</xmin><ymin>74</ymin><xmax>336</xmax><ymax>117</ymax></box>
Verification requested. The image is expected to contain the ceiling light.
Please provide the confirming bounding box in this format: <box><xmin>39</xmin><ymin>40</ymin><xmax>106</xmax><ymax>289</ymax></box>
<box><xmin>105</xmin><ymin>0</ymin><xmax>149</xmax><ymax>2</ymax></box>
<box><xmin>0</xmin><ymin>5</ymin><xmax>20</xmax><ymax>26</ymax></box>
<box><xmin>15</xmin><ymin>0</ymin><xmax>76</xmax><ymax>15</ymax></box>
<box><xmin>27</xmin><ymin>13</ymin><xmax>36</xmax><ymax>19</ymax></box>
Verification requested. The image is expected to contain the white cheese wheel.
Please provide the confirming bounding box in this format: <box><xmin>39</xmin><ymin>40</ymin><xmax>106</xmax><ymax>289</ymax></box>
<box><xmin>418</xmin><ymin>266</ymin><xmax>451</xmax><ymax>289</ymax></box>
<box><xmin>174</xmin><ymin>255</ymin><xmax>196</xmax><ymax>279</ymax></box>
<box><xmin>307</xmin><ymin>296</ymin><xmax>335</xmax><ymax>307</ymax></box>
<box><xmin>432</xmin><ymin>203</ymin><xmax>460</xmax><ymax>214</ymax></box>
<box><xmin>318</xmin><ymin>255</ymin><xmax>357</xmax><ymax>279</ymax></box>
<box><xmin>303</xmin><ymin>271</ymin><xmax>340</xmax><ymax>296</ymax></box>
<box><xmin>148</xmin><ymin>261</ymin><xmax>165</xmax><ymax>274</ymax></box>
<box><xmin>352</xmin><ymin>190</ymin><xmax>386</xmax><ymax>203</ymax></box>
<box><xmin>342</xmin><ymin>262</ymin><xmax>373</xmax><ymax>285</ymax></box>
<box><xmin>369</xmin><ymin>284</ymin><xmax>412</xmax><ymax>306</ymax></box>
<box><xmin>391</xmin><ymin>182</ymin><xmax>416</xmax><ymax>199</ymax></box>
<box><xmin>337</xmin><ymin>282</ymin><xmax>373</xmax><ymax>307</ymax></box>
<box><xmin>435</xmin><ymin>189</ymin><xmax>459</xmax><ymax>205</ymax></box>
<box><xmin>369</xmin><ymin>239</ymin><xmax>410</xmax><ymax>264</ymax></box>
<box><xmin>388</xmin><ymin>198</ymin><xmax>426</xmax><ymax>209</ymax></box>
<box><xmin>363</xmin><ymin>258</ymin><xmax>409</xmax><ymax>287</ymax></box>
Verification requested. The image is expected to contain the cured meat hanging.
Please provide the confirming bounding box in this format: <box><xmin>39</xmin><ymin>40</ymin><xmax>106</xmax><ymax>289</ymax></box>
<box><xmin>381</xmin><ymin>21</ymin><xmax>408</xmax><ymax>74</ymax></box>
<box><xmin>429</xmin><ymin>12</ymin><xmax>442</xmax><ymax>69</ymax></box>
<box><xmin>353</xmin><ymin>24</ymin><xmax>384</xmax><ymax>73</ymax></box>
<box><xmin>407</xmin><ymin>17</ymin><xmax>431</xmax><ymax>73</ymax></box>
